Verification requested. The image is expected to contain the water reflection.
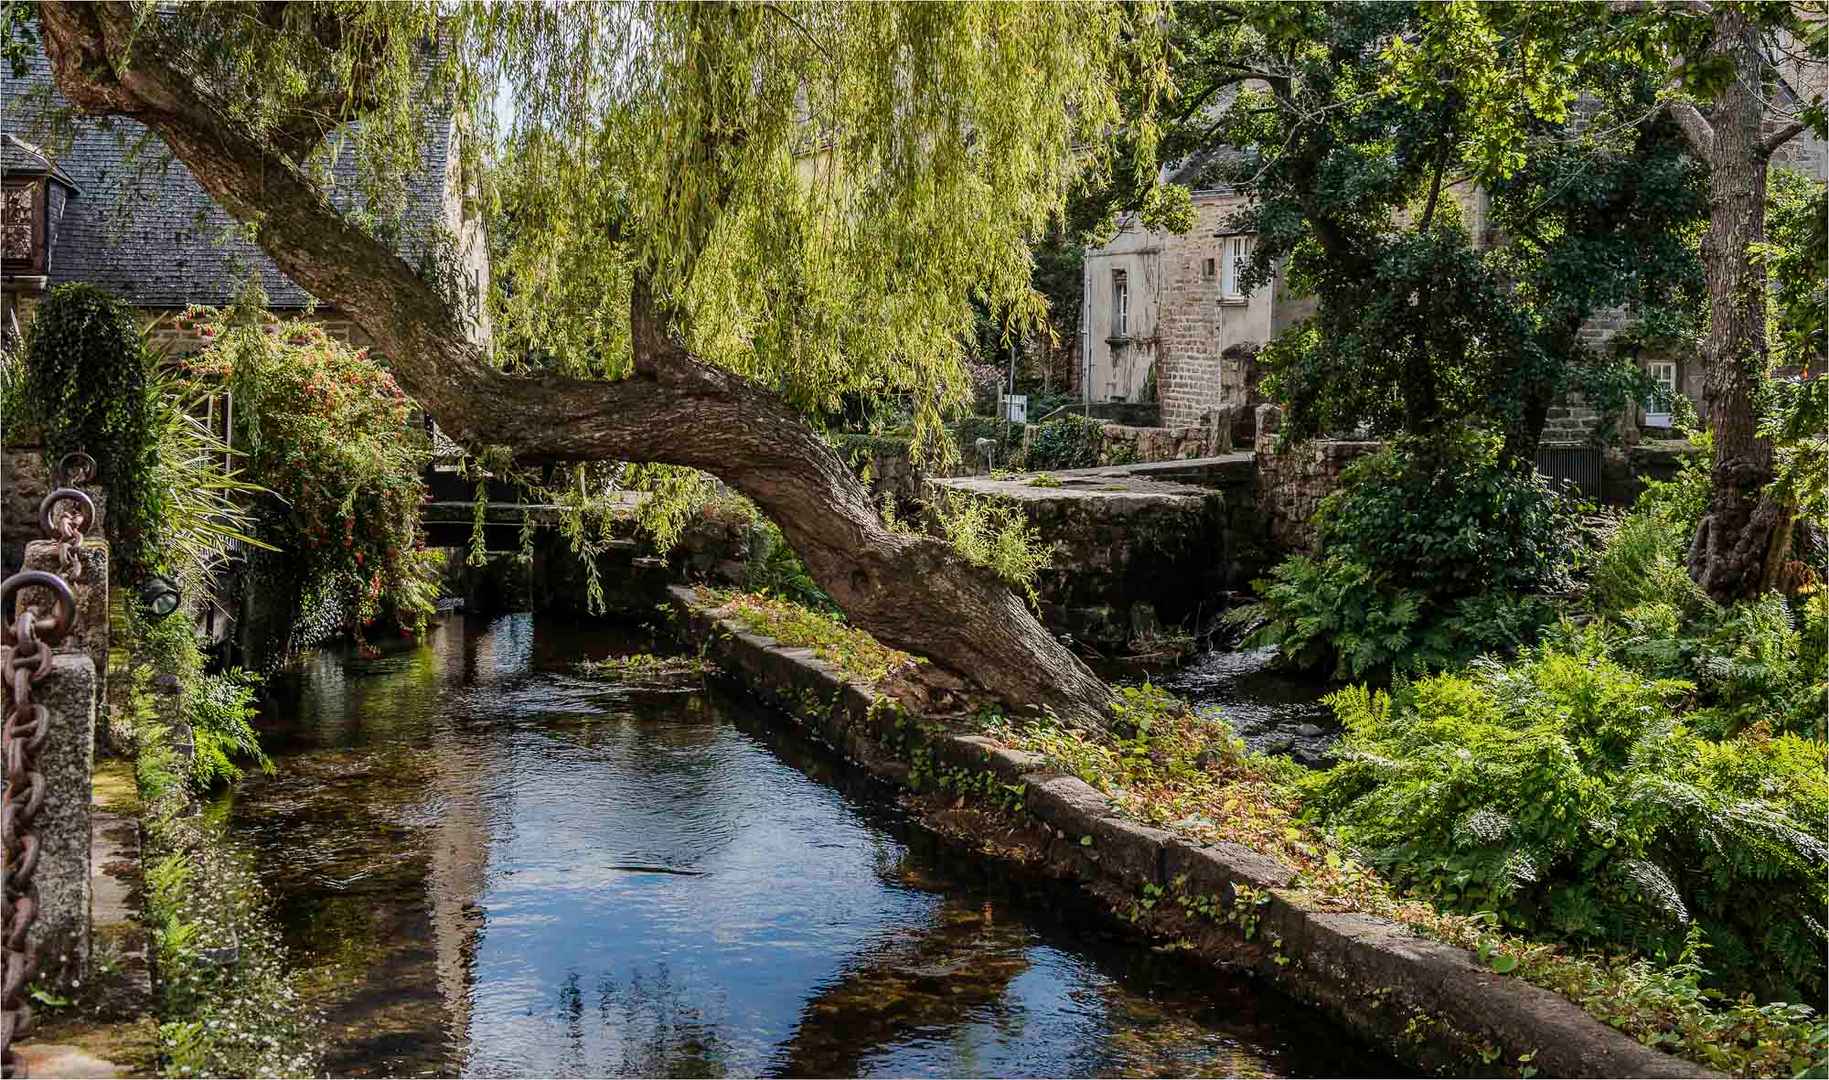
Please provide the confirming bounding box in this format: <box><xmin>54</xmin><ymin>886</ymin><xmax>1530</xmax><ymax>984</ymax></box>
<box><xmin>225</xmin><ymin>614</ymin><xmax>1387</xmax><ymax>1078</ymax></box>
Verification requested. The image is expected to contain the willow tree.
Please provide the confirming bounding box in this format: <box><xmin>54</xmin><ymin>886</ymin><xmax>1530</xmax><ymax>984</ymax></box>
<box><xmin>33</xmin><ymin>1</ymin><xmax>1161</xmax><ymax>725</ymax></box>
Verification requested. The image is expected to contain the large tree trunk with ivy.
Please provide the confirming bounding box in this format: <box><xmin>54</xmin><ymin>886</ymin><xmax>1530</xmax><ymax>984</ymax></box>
<box><xmin>1671</xmin><ymin>6</ymin><xmax>1800</xmax><ymax>602</ymax></box>
<box><xmin>39</xmin><ymin>1</ymin><xmax>1116</xmax><ymax>727</ymax></box>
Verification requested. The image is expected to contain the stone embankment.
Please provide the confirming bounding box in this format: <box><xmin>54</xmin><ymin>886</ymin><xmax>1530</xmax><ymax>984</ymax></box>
<box><xmin>669</xmin><ymin>585</ymin><xmax>1713</xmax><ymax>1080</ymax></box>
<box><xmin>930</xmin><ymin>455</ymin><xmax>1262</xmax><ymax>649</ymax></box>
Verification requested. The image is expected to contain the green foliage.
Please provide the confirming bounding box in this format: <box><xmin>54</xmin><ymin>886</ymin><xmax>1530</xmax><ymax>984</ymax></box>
<box><xmin>745</xmin><ymin>519</ymin><xmax>838</xmax><ymax>614</ymax></box>
<box><xmin>1234</xmin><ymin>554</ymin><xmax>1556</xmax><ymax>682</ymax></box>
<box><xmin>1237</xmin><ymin>432</ymin><xmax>1573</xmax><ymax>679</ymax></box>
<box><xmin>1310</xmin><ymin>631</ymin><xmax>1827</xmax><ymax>1004</ymax></box>
<box><xmin>182</xmin><ymin>306</ymin><xmax>438</xmax><ymax>641</ymax></box>
<box><xmin>1762</xmin><ymin>375</ymin><xmax>1827</xmax><ymax>542</ymax></box>
<box><xmin>21</xmin><ymin>284</ymin><xmax>162</xmax><ymax>576</ymax></box>
<box><xmin>1022</xmin><ymin>413</ymin><xmax>1106</xmax><ymax>471</ymax></box>
<box><xmin>1583</xmin><ymin>458</ymin><xmax>1824</xmax><ymax>740</ymax></box>
<box><xmin>707</xmin><ymin>589</ymin><xmax>915</xmax><ymax>685</ymax></box>
<box><xmin>456</xmin><ymin>2</ymin><xmax>1160</xmax><ymax>453</ymax></box>
<box><xmin>125</xmin><ymin>616</ymin><xmax>320</xmax><ymax>1077</ymax></box>
<box><xmin>1587</xmin><ymin>443</ymin><xmax>1711</xmax><ymax>615</ymax></box>
<box><xmin>136</xmin><ymin>609</ymin><xmax>272</xmax><ymax>790</ymax></box>
<box><xmin>927</xmin><ymin>490</ymin><xmax>1055</xmax><ymax>605</ymax></box>
<box><xmin>1318</xmin><ymin>432</ymin><xmax>1579</xmax><ymax>596</ymax></box>
<box><xmin>143</xmin><ymin>371</ymin><xmax>274</xmax><ymax>602</ymax></box>
<box><xmin>1188</xmin><ymin>4</ymin><xmax>1705</xmax><ymax>455</ymax></box>
<box><xmin>1763</xmin><ymin>169</ymin><xmax>1827</xmax><ymax>373</ymax></box>
<box><xmin>187</xmin><ymin>669</ymin><xmax>268</xmax><ymax>789</ymax></box>
<box><xmin>575</xmin><ymin>652</ymin><xmax>709</xmax><ymax>685</ymax></box>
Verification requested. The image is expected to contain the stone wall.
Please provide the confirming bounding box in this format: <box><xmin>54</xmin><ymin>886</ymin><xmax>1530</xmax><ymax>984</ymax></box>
<box><xmin>1251</xmin><ymin>406</ymin><xmax>1378</xmax><ymax>553</ymax></box>
<box><xmin>1096</xmin><ymin>422</ymin><xmax>1223</xmax><ymax>465</ymax></box>
<box><xmin>1541</xmin><ymin>399</ymin><xmax>1605</xmax><ymax>443</ymax></box>
<box><xmin>930</xmin><ymin>466</ymin><xmax>1264</xmax><ymax>648</ymax></box>
<box><xmin>2</xmin><ymin>444</ymin><xmax>54</xmax><ymax>573</ymax></box>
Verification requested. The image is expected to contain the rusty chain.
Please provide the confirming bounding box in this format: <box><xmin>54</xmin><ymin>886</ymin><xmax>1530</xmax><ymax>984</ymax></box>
<box><xmin>37</xmin><ymin>488</ymin><xmax>94</xmax><ymax>586</ymax></box>
<box><xmin>0</xmin><ymin>571</ymin><xmax>76</xmax><ymax>1079</ymax></box>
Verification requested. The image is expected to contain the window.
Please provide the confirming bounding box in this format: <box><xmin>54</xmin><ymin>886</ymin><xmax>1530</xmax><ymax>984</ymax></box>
<box><xmin>1219</xmin><ymin>235</ymin><xmax>1251</xmax><ymax>300</ymax></box>
<box><xmin>1112</xmin><ymin>269</ymin><xmax>1129</xmax><ymax>338</ymax></box>
<box><xmin>1644</xmin><ymin>360</ymin><xmax>1678</xmax><ymax>427</ymax></box>
<box><xmin>1202</xmin><ymin>257</ymin><xmax>1216</xmax><ymax>280</ymax></box>
<box><xmin>1</xmin><ymin>181</ymin><xmax>42</xmax><ymax>272</ymax></box>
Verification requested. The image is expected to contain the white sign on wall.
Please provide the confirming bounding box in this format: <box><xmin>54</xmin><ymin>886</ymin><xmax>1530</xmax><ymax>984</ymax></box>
<box><xmin>1002</xmin><ymin>394</ymin><xmax>1028</xmax><ymax>423</ymax></box>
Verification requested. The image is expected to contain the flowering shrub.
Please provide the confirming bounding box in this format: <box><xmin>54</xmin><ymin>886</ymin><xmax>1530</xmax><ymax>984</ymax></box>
<box><xmin>182</xmin><ymin>309</ymin><xmax>438</xmax><ymax>640</ymax></box>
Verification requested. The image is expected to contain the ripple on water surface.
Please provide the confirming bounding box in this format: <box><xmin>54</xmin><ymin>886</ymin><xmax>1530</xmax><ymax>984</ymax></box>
<box><xmin>227</xmin><ymin>613</ymin><xmax>1392</xmax><ymax>1078</ymax></box>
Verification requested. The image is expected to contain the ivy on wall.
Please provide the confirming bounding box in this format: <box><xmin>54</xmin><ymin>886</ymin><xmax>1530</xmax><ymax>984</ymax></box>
<box><xmin>22</xmin><ymin>283</ymin><xmax>161</xmax><ymax>577</ymax></box>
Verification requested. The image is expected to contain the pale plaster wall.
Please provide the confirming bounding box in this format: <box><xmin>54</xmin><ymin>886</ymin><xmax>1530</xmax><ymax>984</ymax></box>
<box><xmin>1081</xmin><ymin>194</ymin><xmax>1278</xmax><ymax>427</ymax></box>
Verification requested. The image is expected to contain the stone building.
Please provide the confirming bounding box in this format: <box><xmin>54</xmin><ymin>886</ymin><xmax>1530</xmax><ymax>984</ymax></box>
<box><xmin>1080</xmin><ymin>189</ymin><xmax>1311</xmax><ymax>428</ymax></box>
<box><xmin>1</xmin><ymin>50</ymin><xmax>489</xmax><ymax>354</ymax></box>
<box><xmin>1082</xmin><ymin>93</ymin><xmax>1827</xmax><ymax>441</ymax></box>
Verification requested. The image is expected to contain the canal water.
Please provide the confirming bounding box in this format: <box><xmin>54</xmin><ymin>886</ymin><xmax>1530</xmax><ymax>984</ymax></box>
<box><xmin>224</xmin><ymin>612</ymin><xmax>1388</xmax><ymax>1078</ymax></box>
<box><xmin>1164</xmin><ymin>648</ymin><xmax>1340</xmax><ymax>768</ymax></box>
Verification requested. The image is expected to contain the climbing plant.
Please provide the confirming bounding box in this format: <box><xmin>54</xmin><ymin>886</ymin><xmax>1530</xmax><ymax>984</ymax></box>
<box><xmin>181</xmin><ymin>306</ymin><xmax>439</xmax><ymax>645</ymax></box>
<box><xmin>21</xmin><ymin>283</ymin><xmax>161</xmax><ymax>576</ymax></box>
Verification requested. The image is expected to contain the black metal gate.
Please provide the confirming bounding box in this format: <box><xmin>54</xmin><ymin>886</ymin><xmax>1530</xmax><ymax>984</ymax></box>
<box><xmin>1536</xmin><ymin>443</ymin><xmax>1603</xmax><ymax>500</ymax></box>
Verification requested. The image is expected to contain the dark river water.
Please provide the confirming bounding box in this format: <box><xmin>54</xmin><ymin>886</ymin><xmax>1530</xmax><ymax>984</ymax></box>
<box><xmin>223</xmin><ymin>612</ymin><xmax>1388</xmax><ymax>1078</ymax></box>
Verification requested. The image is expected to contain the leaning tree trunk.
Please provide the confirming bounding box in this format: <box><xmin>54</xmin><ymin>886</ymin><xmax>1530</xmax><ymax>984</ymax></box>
<box><xmin>1682</xmin><ymin>7</ymin><xmax>1793</xmax><ymax>602</ymax></box>
<box><xmin>38</xmin><ymin>0</ymin><xmax>1117</xmax><ymax>728</ymax></box>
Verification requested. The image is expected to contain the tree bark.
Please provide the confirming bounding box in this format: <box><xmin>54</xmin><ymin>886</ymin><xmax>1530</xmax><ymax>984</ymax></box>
<box><xmin>38</xmin><ymin>1</ymin><xmax>1117</xmax><ymax>727</ymax></box>
<box><xmin>1674</xmin><ymin>8</ymin><xmax>1793</xmax><ymax>603</ymax></box>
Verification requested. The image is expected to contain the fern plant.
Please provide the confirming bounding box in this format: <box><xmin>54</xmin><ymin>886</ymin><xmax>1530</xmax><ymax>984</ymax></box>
<box><xmin>1227</xmin><ymin>554</ymin><xmax>1554</xmax><ymax>681</ymax></box>
<box><xmin>1309</xmin><ymin>629</ymin><xmax>1828</xmax><ymax>1003</ymax></box>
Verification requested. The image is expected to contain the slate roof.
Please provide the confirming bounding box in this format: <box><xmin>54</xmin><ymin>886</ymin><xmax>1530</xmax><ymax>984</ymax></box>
<box><xmin>0</xmin><ymin>133</ymin><xmax>77</xmax><ymax>190</ymax></box>
<box><xmin>1</xmin><ymin>49</ymin><xmax>456</xmax><ymax>309</ymax></box>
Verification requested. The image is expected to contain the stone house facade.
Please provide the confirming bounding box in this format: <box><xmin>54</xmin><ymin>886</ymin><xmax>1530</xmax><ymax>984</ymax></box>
<box><xmin>1080</xmin><ymin>191</ymin><xmax>1313</xmax><ymax>428</ymax></box>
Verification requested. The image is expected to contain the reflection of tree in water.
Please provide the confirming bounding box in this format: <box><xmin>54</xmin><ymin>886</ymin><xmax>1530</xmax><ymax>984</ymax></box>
<box><xmin>561</xmin><ymin>962</ymin><xmax>735</xmax><ymax>1078</ymax></box>
<box><xmin>772</xmin><ymin>858</ymin><xmax>1034</xmax><ymax>1078</ymax></box>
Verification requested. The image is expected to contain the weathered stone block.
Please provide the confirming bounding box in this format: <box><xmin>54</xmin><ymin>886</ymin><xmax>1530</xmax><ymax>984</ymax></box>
<box><xmin>1161</xmin><ymin>837</ymin><xmax>1296</xmax><ymax>904</ymax></box>
<box><xmin>1</xmin><ymin>650</ymin><xmax>95</xmax><ymax>991</ymax></box>
<box><xmin>1086</xmin><ymin>815</ymin><xmax>1173</xmax><ymax>888</ymax></box>
<box><xmin>22</xmin><ymin>540</ymin><xmax>108</xmax><ymax>728</ymax></box>
<box><xmin>1023</xmin><ymin>775</ymin><xmax>1111</xmax><ymax>839</ymax></box>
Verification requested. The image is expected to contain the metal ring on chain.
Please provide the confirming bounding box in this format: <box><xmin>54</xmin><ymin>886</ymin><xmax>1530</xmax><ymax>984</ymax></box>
<box><xmin>52</xmin><ymin>452</ymin><xmax>96</xmax><ymax>489</ymax></box>
<box><xmin>36</xmin><ymin>489</ymin><xmax>94</xmax><ymax>541</ymax></box>
<box><xmin>0</xmin><ymin>572</ymin><xmax>75</xmax><ymax>649</ymax></box>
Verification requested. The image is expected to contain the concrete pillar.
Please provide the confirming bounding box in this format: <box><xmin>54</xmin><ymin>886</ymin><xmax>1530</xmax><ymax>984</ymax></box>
<box><xmin>2</xmin><ymin>651</ymin><xmax>96</xmax><ymax>991</ymax></box>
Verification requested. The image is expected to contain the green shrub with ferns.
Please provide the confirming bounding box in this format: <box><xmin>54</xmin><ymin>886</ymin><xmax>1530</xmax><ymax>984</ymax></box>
<box><xmin>1233</xmin><ymin>430</ymin><xmax>1576</xmax><ymax>679</ymax></box>
<box><xmin>1308</xmin><ymin>626</ymin><xmax>1826</xmax><ymax>1004</ymax></box>
<box><xmin>1308</xmin><ymin>461</ymin><xmax>1828</xmax><ymax>1003</ymax></box>
<box><xmin>133</xmin><ymin>607</ymin><xmax>270</xmax><ymax>790</ymax></box>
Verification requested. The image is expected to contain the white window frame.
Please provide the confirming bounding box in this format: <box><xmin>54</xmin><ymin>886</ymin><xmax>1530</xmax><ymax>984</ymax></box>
<box><xmin>1644</xmin><ymin>360</ymin><xmax>1678</xmax><ymax>427</ymax></box>
<box><xmin>1112</xmin><ymin>269</ymin><xmax>1129</xmax><ymax>338</ymax></box>
<box><xmin>1220</xmin><ymin>235</ymin><xmax>1251</xmax><ymax>301</ymax></box>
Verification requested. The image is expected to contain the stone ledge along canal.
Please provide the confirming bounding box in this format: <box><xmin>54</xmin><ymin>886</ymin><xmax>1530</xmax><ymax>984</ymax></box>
<box><xmin>221</xmin><ymin>612</ymin><xmax>1392</xmax><ymax>1078</ymax></box>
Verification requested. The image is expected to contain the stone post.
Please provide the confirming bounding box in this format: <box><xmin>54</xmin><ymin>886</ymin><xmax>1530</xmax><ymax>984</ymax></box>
<box><xmin>21</xmin><ymin>540</ymin><xmax>108</xmax><ymax>741</ymax></box>
<box><xmin>1</xmin><ymin>651</ymin><xmax>96</xmax><ymax>992</ymax></box>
